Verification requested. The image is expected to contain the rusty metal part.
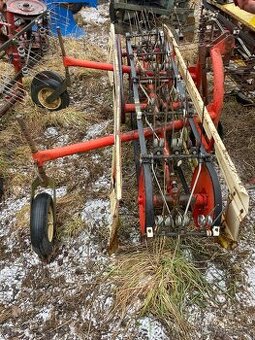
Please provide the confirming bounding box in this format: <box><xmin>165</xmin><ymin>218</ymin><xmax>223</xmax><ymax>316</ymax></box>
<box><xmin>6</xmin><ymin>0</ymin><xmax>47</xmax><ymax>16</ymax></box>
<box><xmin>57</xmin><ymin>28</ymin><xmax>71</xmax><ymax>87</ymax></box>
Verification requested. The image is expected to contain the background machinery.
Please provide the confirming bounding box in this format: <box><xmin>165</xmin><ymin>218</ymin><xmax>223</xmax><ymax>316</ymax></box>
<box><xmin>202</xmin><ymin>0</ymin><xmax>255</xmax><ymax>105</ymax></box>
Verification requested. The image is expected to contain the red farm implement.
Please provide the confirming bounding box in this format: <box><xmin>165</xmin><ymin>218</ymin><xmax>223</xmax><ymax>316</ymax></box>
<box><xmin>19</xmin><ymin>22</ymin><xmax>249</xmax><ymax>260</ymax></box>
<box><xmin>0</xmin><ymin>0</ymin><xmax>49</xmax><ymax>116</ymax></box>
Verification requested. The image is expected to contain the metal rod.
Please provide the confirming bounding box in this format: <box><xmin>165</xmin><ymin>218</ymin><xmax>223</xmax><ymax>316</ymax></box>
<box><xmin>32</xmin><ymin>120</ymin><xmax>184</xmax><ymax>167</ymax></box>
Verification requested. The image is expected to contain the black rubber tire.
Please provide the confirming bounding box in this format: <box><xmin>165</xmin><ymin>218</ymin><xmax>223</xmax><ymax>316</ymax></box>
<box><xmin>66</xmin><ymin>3</ymin><xmax>83</xmax><ymax>13</ymax></box>
<box><xmin>30</xmin><ymin>193</ymin><xmax>55</xmax><ymax>259</ymax></box>
<box><xmin>31</xmin><ymin>71</ymin><xmax>64</xmax><ymax>89</ymax></box>
<box><xmin>31</xmin><ymin>78</ymin><xmax>70</xmax><ymax>111</ymax></box>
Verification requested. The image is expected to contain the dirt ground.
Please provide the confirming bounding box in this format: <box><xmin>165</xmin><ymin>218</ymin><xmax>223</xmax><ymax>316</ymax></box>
<box><xmin>0</xmin><ymin>2</ymin><xmax>254</xmax><ymax>340</ymax></box>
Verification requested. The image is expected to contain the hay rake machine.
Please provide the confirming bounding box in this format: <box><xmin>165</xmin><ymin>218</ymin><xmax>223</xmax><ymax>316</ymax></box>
<box><xmin>0</xmin><ymin>0</ymin><xmax>97</xmax><ymax>117</ymax></box>
<box><xmin>18</xmin><ymin>3</ymin><xmax>249</xmax><ymax>260</ymax></box>
<box><xmin>0</xmin><ymin>0</ymin><xmax>50</xmax><ymax>116</ymax></box>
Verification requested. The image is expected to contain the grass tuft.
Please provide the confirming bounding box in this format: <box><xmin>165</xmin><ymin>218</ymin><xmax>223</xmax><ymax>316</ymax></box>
<box><xmin>109</xmin><ymin>238</ymin><xmax>213</xmax><ymax>337</ymax></box>
<box><xmin>57</xmin><ymin>215</ymin><xmax>85</xmax><ymax>239</ymax></box>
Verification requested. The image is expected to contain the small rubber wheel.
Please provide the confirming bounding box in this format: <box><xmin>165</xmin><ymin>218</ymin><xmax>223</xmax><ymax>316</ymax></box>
<box><xmin>30</xmin><ymin>192</ymin><xmax>55</xmax><ymax>258</ymax></box>
<box><xmin>31</xmin><ymin>78</ymin><xmax>70</xmax><ymax>111</ymax></box>
<box><xmin>31</xmin><ymin>71</ymin><xmax>64</xmax><ymax>89</ymax></box>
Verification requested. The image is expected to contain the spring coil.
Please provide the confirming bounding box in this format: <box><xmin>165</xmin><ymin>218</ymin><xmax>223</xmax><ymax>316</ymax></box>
<box><xmin>17</xmin><ymin>46</ymin><xmax>26</xmax><ymax>58</ymax></box>
<box><xmin>22</xmin><ymin>67</ymin><xmax>29</xmax><ymax>76</ymax></box>
<box><xmin>39</xmin><ymin>27</ymin><xmax>47</xmax><ymax>37</ymax></box>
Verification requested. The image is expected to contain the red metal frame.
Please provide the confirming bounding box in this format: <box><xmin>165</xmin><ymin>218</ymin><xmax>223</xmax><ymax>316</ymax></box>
<box><xmin>31</xmin><ymin>33</ymin><xmax>233</xmax><ymax>174</ymax></box>
<box><xmin>32</xmin><ymin>120</ymin><xmax>184</xmax><ymax>167</ymax></box>
<box><xmin>189</xmin><ymin>33</ymin><xmax>234</xmax><ymax>127</ymax></box>
<box><xmin>28</xmin><ymin>32</ymin><xmax>234</xmax><ymax>237</ymax></box>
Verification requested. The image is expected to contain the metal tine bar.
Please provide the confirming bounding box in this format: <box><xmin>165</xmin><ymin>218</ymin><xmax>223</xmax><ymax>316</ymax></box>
<box><xmin>0</xmin><ymin>77</ymin><xmax>25</xmax><ymax>93</ymax></box>
<box><xmin>1</xmin><ymin>93</ymin><xmax>26</xmax><ymax>104</ymax></box>
<box><xmin>1</xmin><ymin>95</ymin><xmax>26</xmax><ymax>105</ymax></box>
<box><xmin>1</xmin><ymin>85</ymin><xmax>27</xmax><ymax>101</ymax></box>
<box><xmin>48</xmin><ymin>8</ymin><xmax>73</xmax><ymax>23</ymax></box>
<box><xmin>2</xmin><ymin>85</ymin><xmax>26</xmax><ymax>97</ymax></box>
<box><xmin>1</xmin><ymin>82</ymin><xmax>25</xmax><ymax>95</ymax></box>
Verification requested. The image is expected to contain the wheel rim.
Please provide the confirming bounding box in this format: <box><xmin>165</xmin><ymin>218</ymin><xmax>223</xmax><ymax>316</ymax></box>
<box><xmin>191</xmin><ymin>162</ymin><xmax>222</xmax><ymax>228</ymax></box>
<box><xmin>37</xmin><ymin>87</ymin><xmax>61</xmax><ymax>110</ymax></box>
<box><xmin>47</xmin><ymin>206</ymin><xmax>54</xmax><ymax>242</ymax></box>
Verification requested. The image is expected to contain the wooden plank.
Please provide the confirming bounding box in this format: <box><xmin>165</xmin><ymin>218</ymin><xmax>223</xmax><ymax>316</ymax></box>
<box><xmin>107</xmin><ymin>26</ymin><xmax>114</xmax><ymax>86</ymax></box>
<box><xmin>112</xmin><ymin>27</ymin><xmax>122</xmax><ymax>201</ymax></box>
<box><xmin>164</xmin><ymin>25</ymin><xmax>249</xmax><ymax>242</ymax></box>
<box><xmin>108</xmin><ymin>24</ymin><xmax>122</xmax><ymax>253</ymax></box>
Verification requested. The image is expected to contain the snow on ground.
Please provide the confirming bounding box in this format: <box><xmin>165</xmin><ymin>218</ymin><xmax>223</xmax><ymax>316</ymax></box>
<box><xmin>80</xmin><ymin>5</ymin><xmax>108</xmax><ymax>25</ymax></box>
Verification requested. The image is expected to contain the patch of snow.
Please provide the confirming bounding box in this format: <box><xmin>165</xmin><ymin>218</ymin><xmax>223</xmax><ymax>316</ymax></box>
<box><xmin>93</xmin><ymin>174</ymin><xmax>110</xmax><ymax>191</ymax></box>
<box><xmin>138</xmin><ymin>316</ymin><xmax>169</xmax><ymax>340</ymax></box>
<box><xmin>80</xmin><ymin>6</ymin><xmax>108</xmax><ymax>25</ymax></box>
<box><xmin>36</xmin><ymin>306</ymin><xmax>52</xmax><ymax>322</ymax></box>
<box><xmin>55</xmin><ymin>134</ymin><xmax>70</xmax><ymax>147</ymax></box>
<box><xmin>43</xmin><ymin>186</ymin><xmax>67</xmax><ymax>198</ymax></box>
<box><xmin>81</xmin><ymin>198</ymin><xmax>110</xmax><ymax>228</ymax></box>
<box><xmin>0</xmin><ymin>197</ymin><xmax>28</xmax><ymax>237</ymax></box>
<box><xmin>0</xmin><ymin>261</ymin><xmax>26</xmax><ymax>304</ymax></box>
<box><xmin>84</xmin><ymin>121</ymin><xmax>110</xmax><ymax>140</ymax></box>
<box><xmin>205</xmin><ymin>264</ymin><xmax>226</xmax><ymax>291</ymax></box>
<box><xmin>44</xmin><ymin>127</ymin><xmax>59</xmax><ymax>138</ymax></box>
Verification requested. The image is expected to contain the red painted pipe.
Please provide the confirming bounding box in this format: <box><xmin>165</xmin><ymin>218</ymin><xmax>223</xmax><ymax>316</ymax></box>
<box><xmin>63</xmin><ymin>56</ymin><xmax>131</xmax><ymax>74</ymax></box>
<box><xmin>33</xmin><ymin>120</ymin><xmax>184</xmax><ymax>166</ymax></box>
<box><xmin>63</xmin><ymin>56</ymin><xmax>171</xmax><ymax>78</ymax></box>
<box><xmin>206</xmin><ymin>47</ymin><xmax>224</xmax><ymax>126</ymax></box>
<box><xmin>124</xmin><ymin>103</ymin><xmax>147</xmax><ymax>112</ymax></box>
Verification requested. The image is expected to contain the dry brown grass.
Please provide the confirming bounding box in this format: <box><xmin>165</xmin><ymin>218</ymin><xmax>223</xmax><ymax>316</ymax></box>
<box><xmin>109</xmin><ymin>238</ymin><xmax>213</xmax><ymax>338</ymax></box>
<box><xmin>57</xmin><ymin>215</ymin><xmax>85</xmax><ymax>238</ymax></box>
<box><xmin>15</xmin><ymin>204</ymin><xmax>30</xmax><ymax>228</ymax></box>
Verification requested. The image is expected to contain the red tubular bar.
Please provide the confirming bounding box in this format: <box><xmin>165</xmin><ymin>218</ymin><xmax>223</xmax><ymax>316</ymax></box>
<box><xmin>207</xmin><ymin>35</ymin><xmax>234</xmax><ymax>126</ymax></box>
<box><xmin>63</xmin><ymin>56</ymin><xmax>170</xmax><ymax>78</ymax></box>
<box><xmin>206</xmin><ymin>48</ymin><xmax>225</xmax><ymax>125</ymax></box>
<box><xmin>33</xmin><ymin>120</ymin><xmax>184</xmax><ymax>167</ymax></box>
<box><xmin>124</xmin><ymin>103</ymin><xmax>147</xmax><ymax>112</ymax></box>
<box><xmin>63</xmin><ymin>56</ymin><xmax>131</xmax><ymax>74</ymax></box>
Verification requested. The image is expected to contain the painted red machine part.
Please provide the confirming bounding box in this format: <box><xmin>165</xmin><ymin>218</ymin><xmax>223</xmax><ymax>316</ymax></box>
<box><xmin>191</xmin><ymin>163</ymin><xmax>221</xmax><ymax>228</ymax></box>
